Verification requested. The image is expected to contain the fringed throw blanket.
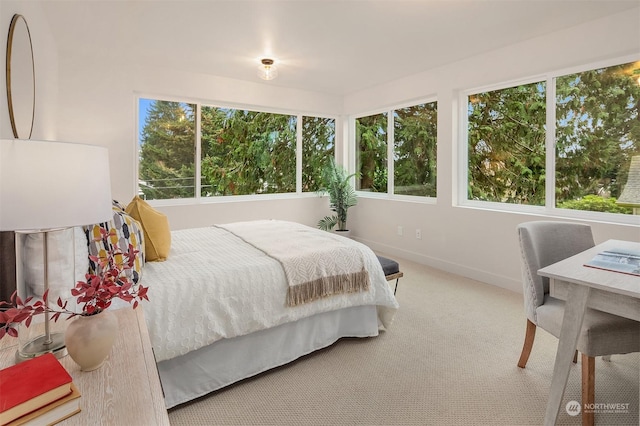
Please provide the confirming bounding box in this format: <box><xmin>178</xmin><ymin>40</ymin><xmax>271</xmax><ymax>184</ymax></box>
<box><xmin>217</xmin><ymin>220</ymin><xmax>370</xmax><ymax>306</ymax></box>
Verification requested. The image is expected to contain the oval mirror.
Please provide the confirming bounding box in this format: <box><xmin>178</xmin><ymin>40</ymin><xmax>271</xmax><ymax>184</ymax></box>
<box><xmin>6</xmin><ymin>14</ymin><xmax>35</xmax><ymax>139</ymax></box>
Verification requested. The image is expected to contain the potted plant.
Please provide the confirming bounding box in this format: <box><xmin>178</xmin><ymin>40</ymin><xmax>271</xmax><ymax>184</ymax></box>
<box><xmin>317</xmin><ymin>158</ymin><xmax>358</xmax><ymax>235</ymax></box>
<box><xmin>0</xmin><ymin>228</ymin><xmax>149</xmax><ymax>370</ymax></box>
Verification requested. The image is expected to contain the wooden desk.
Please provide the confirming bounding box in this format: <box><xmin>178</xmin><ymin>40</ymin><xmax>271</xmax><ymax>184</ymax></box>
<box><xmin>0</xmin><ymin>307</ymin><xmax>169</xmax><ymax>425</ymax></box>
<box><xmin>538</xmin><ymin>239</ymin><xmax>640</xmax><ymax>426</ymax></box>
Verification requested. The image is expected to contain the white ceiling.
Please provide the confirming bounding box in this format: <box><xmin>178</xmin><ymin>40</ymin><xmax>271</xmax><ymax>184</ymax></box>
<box><xmin>40</xmin><ymin>0</ymin><xmax>640</xmax><ymax>96</ymax></box>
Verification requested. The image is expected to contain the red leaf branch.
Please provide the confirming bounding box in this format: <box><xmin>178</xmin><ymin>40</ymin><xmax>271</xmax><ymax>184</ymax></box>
<box><xmin>0</xmin><ymin>228</ymin><xmax>149</xmax><ymax>340</ymax></box>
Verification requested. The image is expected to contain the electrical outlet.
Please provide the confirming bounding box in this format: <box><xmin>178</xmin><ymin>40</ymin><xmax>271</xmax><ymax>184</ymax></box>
<box><xmin>415</xmin><ymin>229</ymin><xmax>422</xmax><ymax>239</ymax></box>
<box><xmin>397</xmin><ymin>226</ymin><xmax>403</xmax><ymax>236</ymax></box>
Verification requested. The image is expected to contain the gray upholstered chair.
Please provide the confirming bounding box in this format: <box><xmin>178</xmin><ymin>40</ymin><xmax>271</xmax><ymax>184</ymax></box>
<box><xmin>516</xmin><ymin>221</ymin><xmax>640</xmax><ymax>426</ymax></box>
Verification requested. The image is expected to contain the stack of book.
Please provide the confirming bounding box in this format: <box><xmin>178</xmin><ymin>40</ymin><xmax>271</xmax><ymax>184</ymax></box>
<box><xmin>0</xmin><ymin>353</ymin><xmax>81</xmax><ymax>426</ymax></box>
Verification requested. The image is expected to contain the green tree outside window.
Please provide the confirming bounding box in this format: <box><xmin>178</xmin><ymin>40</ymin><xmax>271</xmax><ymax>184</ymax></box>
<box><xmin>302</xmin><ymin>116</ymin><xmax>335</xmax><ymax>192</ymax></box>
<box><xmin>200</xmin><ymin>107</ymin><xmax>296</xmax><ymax>196</ymax></box>
<box><xmin>467</xmin><ymin>82</ymin><xmax>547</xmax><ymax>205</ymax></box>
<box><xmin>556</xmin><ymin>61</ymin><xmax>640</xmax><ymax>213</ymax></box>
<box><xmin>356</xmin><ymin>113</ymin><xmax>388</xmax><ymax>193</ymax></box>
<box><xmin>394</xmin><ymin>102</ymin><xmax>438</xmax><ymax>197</ymax></box>
<box><xmin>467</xmin><ymin>60</ymin><xmax>639</xmax><ymax>214</ymax></box>
<box><xmin>138</xmin><ymin>100</ymin><xmax>196</xmax><ymax>200</ymax></box>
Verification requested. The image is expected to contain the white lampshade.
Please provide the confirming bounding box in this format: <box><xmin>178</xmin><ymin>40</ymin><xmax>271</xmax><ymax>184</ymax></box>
<box><xmin>0</xmin><ymin>139</ymin><xmax>113</xmax><ymax>231</ymax></box>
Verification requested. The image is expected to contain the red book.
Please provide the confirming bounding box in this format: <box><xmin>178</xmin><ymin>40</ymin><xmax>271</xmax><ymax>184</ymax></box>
<box><xmin>7</xmin><ymin>384</ymin><xmax>81</xmax><ymax>426</ymax></box>
<box><xmin>0</xmin><ymin>353</ymin><xmax>73</xmax><ymax>425</ymax></box>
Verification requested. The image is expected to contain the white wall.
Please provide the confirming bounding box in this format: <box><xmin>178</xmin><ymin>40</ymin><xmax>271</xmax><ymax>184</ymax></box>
<box><xmin>1</xmin><ymin>2</ymin><xmax>342</xmax><ymax>230</ymax></box>
<box><xmin>0</xmin><ymin>0</ymin><xmax>342</xmax><ymax>229</ymax></box>
<box><xmin>52</xmin><ymin>49</ymin><xmax>342</xmax><ymax>228</ymax></box>
<box><xmin>344</xmin><ymin>9</ymin><xmax>640</xmax><ymax>292</ymax></box>
<box><xmin>153</xmin><ymin>195</ymin><xmax>328</xmax><ymax>230</ymax></box>
<box><xmin>1</xmin><ymin>3</ymin><xmax>638</xmax><ymax>294</ymax></box>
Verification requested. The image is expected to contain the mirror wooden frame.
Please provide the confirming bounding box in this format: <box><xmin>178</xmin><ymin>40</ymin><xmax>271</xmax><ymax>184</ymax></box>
<box><xmin>6</xmin><ymin>14</ymin><xmax>35</xmax><ymax>139</ymax></box>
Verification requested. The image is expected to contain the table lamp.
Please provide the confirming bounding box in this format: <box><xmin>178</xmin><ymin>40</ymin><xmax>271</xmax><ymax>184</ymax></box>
<box><xmin>0</xmin><ymin>139</ymin><xmax>112</xmax><ymax>360</ymax></box>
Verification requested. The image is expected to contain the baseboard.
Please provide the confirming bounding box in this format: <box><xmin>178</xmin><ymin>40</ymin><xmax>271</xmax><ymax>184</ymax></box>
<box><xmin>355</xmin><ymin>236</ymin><xmax>522</xmax><ymax>294</ymax></box>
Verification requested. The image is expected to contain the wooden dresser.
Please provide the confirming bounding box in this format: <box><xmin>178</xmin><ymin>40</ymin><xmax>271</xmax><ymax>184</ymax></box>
<box><xmin>0</xmin><ymin>307</ymin><xmax>169</xmax><ymax>425</ymax></box>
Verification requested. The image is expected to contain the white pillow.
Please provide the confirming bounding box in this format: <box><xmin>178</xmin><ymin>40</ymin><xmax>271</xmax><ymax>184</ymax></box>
<box><xmin>21</xmin><ymin>227</ymin><xmax>89</xmax><ymax>301</ymax></box>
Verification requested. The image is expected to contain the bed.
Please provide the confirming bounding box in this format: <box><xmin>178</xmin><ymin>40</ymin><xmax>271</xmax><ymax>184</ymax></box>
<box><xmin>138</xmin><ymin>220</ymin><xmax>399</xmax><ymax>409</ymax></box>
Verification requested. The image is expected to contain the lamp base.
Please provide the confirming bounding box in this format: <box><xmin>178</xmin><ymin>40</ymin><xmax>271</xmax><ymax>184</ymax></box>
<box><xmin>15</xmin><ymin>332</ymin><xmax>67</xmax><ymax>362</ymax></box>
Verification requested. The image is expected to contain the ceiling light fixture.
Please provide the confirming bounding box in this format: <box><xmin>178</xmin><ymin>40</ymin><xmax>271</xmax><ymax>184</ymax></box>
<box><xmin>257</xmin><ymin>58</ymin><xmax>278</xmax><ymax>81</ymax></box>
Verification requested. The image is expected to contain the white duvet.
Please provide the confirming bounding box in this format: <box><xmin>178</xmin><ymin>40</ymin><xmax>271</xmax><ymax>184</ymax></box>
<box><xmin>141</xmin><ymin>220</ymin><xmax>398</xmax><ymax>362</ymax></box>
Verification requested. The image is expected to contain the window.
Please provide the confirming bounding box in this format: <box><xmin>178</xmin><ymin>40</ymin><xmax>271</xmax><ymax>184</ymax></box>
<box><xmin>138</xmin><ymin>99</ymin><xmax>196</xmax><ymax>200</ymax></box>
<box><xmin>467</xmin><ymin>82</ymin><xmax>546</xmax><ymax>205</ymax></box>
<box><xmin>302</xmin><ymin>116</ymin><xmax>335</xmax><ymax>192</ymax></box>
<box><xmin>555</xmin><ymin>62</ymin><xmax>640</xmax><ymax>214</ymax></box>
<box><xmin>465</xmin><ymin>59</ymin><xmax>640</xmax><ymax>216</ymax></box>
<box><xmin>394</xmin><ymin>103</ymin><xmax>438</xmax><ymax>197</ymax></box>
<box><xmin>200</xmin><ymin>107</ymin><xmax>296</xmax><ymax>196</ymax></box>
<box><xmin>355</xmin><ymin>101</ymin><xmax>438</xmax><ymax>197</ymax></box>
<box><xmin>356</xmin><ymin>113</ymin><xmax>388</xmax><ymax>193</ymax></box>
<box><xmin>138</xmin><ymin>98</ymin><xmax>335</xmax><ymax>200</ymax></box>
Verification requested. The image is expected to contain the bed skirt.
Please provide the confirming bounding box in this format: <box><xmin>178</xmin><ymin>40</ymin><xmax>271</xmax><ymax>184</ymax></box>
<box><xmin>159</xmin><ymin>305</ymin><xmax>380</xmax><ymax>409</ymax></box>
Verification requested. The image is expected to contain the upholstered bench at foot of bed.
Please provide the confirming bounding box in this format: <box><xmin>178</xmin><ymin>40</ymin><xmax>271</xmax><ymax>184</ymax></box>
<box><xmin>376</xmin><ymin>255</ymin><xmax>403</xmax><ymax>295</ymax></box>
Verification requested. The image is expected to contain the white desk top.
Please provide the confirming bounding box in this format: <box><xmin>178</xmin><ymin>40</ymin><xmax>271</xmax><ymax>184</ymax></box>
<box><xmin>538</xmin><ymin>239</ymin><xmax>640</xmax><ymax>299</ymax></box>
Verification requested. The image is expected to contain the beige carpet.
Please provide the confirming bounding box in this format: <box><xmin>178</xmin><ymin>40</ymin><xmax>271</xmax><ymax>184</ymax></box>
<box><xmin>168</xmin><ymin>256</ymin><xmax>639</xmax><ymax>426</ymax></box>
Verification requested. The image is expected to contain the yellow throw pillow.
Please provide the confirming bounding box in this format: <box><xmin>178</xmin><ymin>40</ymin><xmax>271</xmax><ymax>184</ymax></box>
<box><xmin>126</xmin><ymin>196</ymin><xmax>171</xmax><ymax>262</ymax></box>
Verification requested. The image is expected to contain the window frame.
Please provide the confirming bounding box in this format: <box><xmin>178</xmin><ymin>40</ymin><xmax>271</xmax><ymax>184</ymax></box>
<box><xmin>351</xmin><ymin>96</ymin><xmax>438</xmax><ymax>204</ymax></box>
<box><xmin>135</xmin><ymin>93</ymin><xmax>338</xmax><ymax>206</ymax></box>
<box><xmin>458</xmin><ymin>54</ymin><xmax>640</xmax><ymax>226</ymax></box>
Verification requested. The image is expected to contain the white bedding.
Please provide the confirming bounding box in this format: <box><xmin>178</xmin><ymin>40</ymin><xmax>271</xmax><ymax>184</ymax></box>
<box><xmin>141</xmin><ymin>220</ymin><xmax>398</xmax><ymax>362</ymax></box>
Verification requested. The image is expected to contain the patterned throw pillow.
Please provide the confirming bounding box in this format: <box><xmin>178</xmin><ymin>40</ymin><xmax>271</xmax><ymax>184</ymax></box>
<box><xmin>112</xmin><ymin>199</ymin><xmax>127</xmax><ymax>212</ymax></box>
<box><xmin>84</xmin><ymin>201</ymin><xmax>145</xmax><ymax>283</ymax></box>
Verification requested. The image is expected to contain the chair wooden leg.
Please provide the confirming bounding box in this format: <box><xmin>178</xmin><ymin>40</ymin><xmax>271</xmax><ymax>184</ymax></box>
<box><xmin>581</xmin><ymin>354</ymin><xmax>595</xmax><ymax>426</ymax></box>
<box><xmin>573</xmin><ymin>350</ymin><xmax>578</xmax><ymax>364</ymax></box>
<box><xmin>517</xmin><ymin>319</ymin><xmax>536</xmax><ymax>368</ymax></box>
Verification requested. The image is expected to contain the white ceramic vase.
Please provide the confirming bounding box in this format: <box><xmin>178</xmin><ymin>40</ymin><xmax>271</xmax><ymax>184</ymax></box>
<box><xmin>64</xmin><ymin>310</ymin><xmax>118</xmax><ymax>371</ymax></box>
